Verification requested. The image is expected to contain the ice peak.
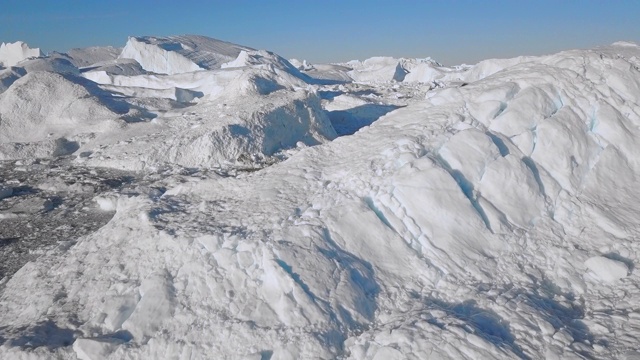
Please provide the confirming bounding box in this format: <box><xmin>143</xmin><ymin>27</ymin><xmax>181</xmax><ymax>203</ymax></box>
<box><xmin>0</xmin><ymin>41</ymin><xmax>43</xmax><ymax>67</ymax></box>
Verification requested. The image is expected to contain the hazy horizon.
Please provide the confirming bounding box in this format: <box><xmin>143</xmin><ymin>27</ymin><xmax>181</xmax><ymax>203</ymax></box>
<box><xmin>1</xmin><ymin>0</ymin><xmax>639</xmax><ymax>66</ymax></box>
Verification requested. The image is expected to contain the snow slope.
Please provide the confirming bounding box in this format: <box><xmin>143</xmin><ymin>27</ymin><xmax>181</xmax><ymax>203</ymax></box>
<box><xmin>61</xmin><ymin>46</ymin><xmax>121</xmax><ymax>68</ymax></box>
<box><xmin>0</xmin><ymin>37</ymin><xmax>640</xmax><ymax>360</ymax></box>
<box><xmin>0</xmin><ymin>72</ymin><xmax>131</xmax><ymax>159</ymax></box>
<box><xmin>78</xmin><ymin>82</ymin><xmax>336</xmax><ymax>170</ymax></box>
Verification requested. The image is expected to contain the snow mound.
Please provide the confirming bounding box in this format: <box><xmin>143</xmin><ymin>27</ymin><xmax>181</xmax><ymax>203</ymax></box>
<box><xmin>463</xmin><ymin>55</ymin><xmax>537</xmax><ymax>82</ymax></box>
<box><xmin>94</xmin><ymin>196</ymin><xmax>118</xmax><ymax>212</ymax></box>
<box><xmin>347</xmin><ymin>57</ymin><xmax>408</xmax><ymax>82</ymax></box>
<box><xmin>0</xmin><ymin>67</ymin><xmax>26</xmax><ymax>94</ymax></box>
<box><xmin>302</xmin><ymin>63</ymin><xmax>353</xmax><ymax>83</ymax></box>
<box><xmin>222</xmin><ymin>49</ymin><xmax>348</xmax><ymax>85</ymax></box>
<box><xmin>119</xmin><ymin>35</ymin><xmax>253</xmax><ymax>75</ymax></box>
<box><xmin>18</xmin><ymin>57</ymin><xmax>80</xmax><ymax>75</ymax></box>
<box><xmin>73</xmin><ymin>337</ymin><xmax>125</xmax><ymax>360</ymax></box>
<box><xmin>0</xmin><ymin>138</ymin><xmax>80</xmax><ymax>160</ymax></box>
<box><xmin>0</xmin><ymin>41</ymin><xmax>43</xmax><ymax>67</ymax></box>
<box><xmin>0</xmin><ymin>58</ymin><xmax>79</xmax><ymax>95</ymax></box>
<box><xmin>0</xmin><ymin>72</ymin><xmax>129</xmax><ymax>144</ymax></box>
<box><xmin>83</xmin><ymin>87</ymin><xmax>336</xmax><ymax>170</ymax></box>
<box><xmin>403</xmin><ymin>62</ymin><xmax>470</xmax><ymax>84</ymax></box>
<box><xmin>222</xmin><ymin>49</ymin><xmax>302</xmax><ymax>74</ymax></box>
<box><xmin>585</xmin><ymin>256</ymin><xmax>629</xmax><ymax>283</ymax></box>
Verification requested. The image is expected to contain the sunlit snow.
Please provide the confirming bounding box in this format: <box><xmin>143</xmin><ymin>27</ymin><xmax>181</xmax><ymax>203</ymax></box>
<box><xmin>0</xmin><ymin>36</ymin><xmax>640</xmax><ymax>359</ymax></box>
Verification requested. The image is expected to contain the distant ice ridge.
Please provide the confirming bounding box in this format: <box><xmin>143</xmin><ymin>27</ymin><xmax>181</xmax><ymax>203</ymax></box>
<box><xmin>301</xmin><ymin>55</ymin><xmax>477</xmax><ymax>84</ymax></box>
<box><xmin>119</xmin><ymin>35</ymin><xmax>253</xmax><ymax>75</ymax></box>
<box><xmin>51</xmin><ymin>46</ymin><xmax>121</xmax><ymax>68</ymax></box>
<box><xmin>0</xmin><ymin>41</ymin><xmax>43</xmax><ymax>67</ymax></box>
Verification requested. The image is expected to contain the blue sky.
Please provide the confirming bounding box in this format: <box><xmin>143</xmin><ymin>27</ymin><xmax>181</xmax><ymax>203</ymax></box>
<box><xmin>1</xmin><ymin>0</ymin><xmax>638</xmax><ymax>65</ymax></box>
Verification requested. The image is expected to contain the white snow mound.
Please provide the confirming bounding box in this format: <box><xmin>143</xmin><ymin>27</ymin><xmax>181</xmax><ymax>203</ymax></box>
<box><xmin>585</xmin><ymin>256</ymin><xmax>629</xmax><ymax>283</ymax></box>
<box><xmin>0</xmin><ymin>72</ymin><xmax>128</xmax><ymax>143</ymax></box>
<box><xmin>348</xmin><ymin>56</ymin><xmax>408</xmax><ymax>82</ymax></box>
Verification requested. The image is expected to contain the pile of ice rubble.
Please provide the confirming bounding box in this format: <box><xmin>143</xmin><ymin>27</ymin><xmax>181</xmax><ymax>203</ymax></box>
<box><xmin>0</xmin><ymin>35</ymin><xmax>640</xmax><ymax>359</ymax></box>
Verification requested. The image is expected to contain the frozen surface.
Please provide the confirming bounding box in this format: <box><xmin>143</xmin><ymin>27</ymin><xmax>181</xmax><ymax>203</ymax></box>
<box><xmin>0</xmin><ymin>41</ymin><xmax>43</xmax><ymax>67</ymax></box>
<box><xmin>0</xmin><ymin>36</ymin><xmax>639</xmax><ymax>359</ymax></box>
<box><xmin>0</xmin><ymin>72</ymin><xmax>129</xmax><ymax>143</ymax></box>
<box><xmin>347</xmin><ymin>57</ymin><xmax>409</xmax><ymax>82</ymax></box>
<box><xmin>585</xmin><ymin>256</ymin><xmax>629</xmax><ymax>283</ymax></box>
<box><xmin>119</xmin><ymin>35</ymin><xmax>253</xmax><ymax>75</ymax></box>
<box><xmin>51</xmin><ymin>46</ymin><xmax>122</xmax><ymax>68</ymax></box>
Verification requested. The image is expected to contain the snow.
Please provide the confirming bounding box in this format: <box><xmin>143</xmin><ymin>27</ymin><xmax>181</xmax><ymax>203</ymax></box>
<box><xmin>51</xmin><ymin>46</ymin><xmax>122</xmax><ymax>68</ymax></box>
<box><xmin>18</xmin><ymin>57</ymin><xmax>80</xmax><ymax>75</ymax></box>
<box><xmin>73</xmin><ymin>338</ymin><xmax>126</xmax><ymax>360</ymax></box>
<box><xmin>0</xmin><ymin>35</ymin><xmax>640</xmax><ymax>359</ymax></box>
<box><xmin>94</xmin><ymin>196</ymin><xmax>118</xmax><ymax>212</ymax></box>
<box><xmin>347</xmin><ymin>56</ymin><xmax>408</xmax><ymax>82</ymax></box>
<box><xmin>0</xmin><ymin>41</ymin><xmax>43</xmax><ymax>67</ymax></box>
<box><xmin>119</xmin><ymin>35</ymin><xmax>253</xmax><ymax>75</ymax></box>
<box><xmin>0</xmin><ymin>72</ymin><xmax>128</xmax><ymax>143</ymax></box>
<box><xmin>585</xmin><ymin>256</ymin><xmax>629</xmax><ymax>283</ymax></box>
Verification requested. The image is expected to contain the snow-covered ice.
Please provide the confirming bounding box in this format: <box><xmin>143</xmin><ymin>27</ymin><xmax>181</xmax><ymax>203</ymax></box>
<box><xmin>585</xmin><ymin>256</ymin><xmax>629</xmax><ymax>283</ymax></box>
<box><xmin>119</xmin><ymin>35</ymin><xmax>253</xmax><ymax>75</ymax></box>
<box><xmin>0</xmin><ymin>35</ymin><xmax>640</xmax><ymax>359</ymax></box>
<box><xmin>0</xmin><ymin>41</ymin><xmax>43</xmax><ymax>67</ymax></box>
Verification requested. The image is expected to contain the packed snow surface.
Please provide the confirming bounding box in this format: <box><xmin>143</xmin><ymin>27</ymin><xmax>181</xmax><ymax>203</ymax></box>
<box><xmin>0</xmin><ymin>35</ymin><xmax>640</xmax><ymax>360</ymax></box>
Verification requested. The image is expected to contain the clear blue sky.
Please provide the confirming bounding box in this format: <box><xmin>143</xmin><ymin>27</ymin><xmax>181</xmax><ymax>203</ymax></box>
<box><xmin>1</xmin><ymin>0</ymin><xmax>638</xmax><ymax>65</ymax></box>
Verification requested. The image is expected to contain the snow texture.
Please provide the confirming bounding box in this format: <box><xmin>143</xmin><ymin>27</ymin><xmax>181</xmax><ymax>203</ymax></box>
<box><xmin>51</xmin><ymin>46</ymin><xmax>122</xmax><ymax>68</ymax></box>
<box><xmin>0</xmin><ymin>35</ymin><xmax>639</xmax><ymax>360</ymax></box>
